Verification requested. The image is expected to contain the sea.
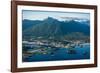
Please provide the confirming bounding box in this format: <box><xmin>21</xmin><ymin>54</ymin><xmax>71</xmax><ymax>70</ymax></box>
<box><xmin>22</xmin><ymin>43</ymin><xmax>90</xmax><ymax>62</ymax></box>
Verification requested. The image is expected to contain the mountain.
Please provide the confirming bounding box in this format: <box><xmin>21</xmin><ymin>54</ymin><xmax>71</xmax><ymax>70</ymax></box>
<box><xmin>22</xmin><ymin>17</ymin><xmax>90</xmax><ymax>39</ymax></box>
<box><xmin>22</xmin><ymin>19</ymin><xmax>42</xmax><ymax>30</ymax></box>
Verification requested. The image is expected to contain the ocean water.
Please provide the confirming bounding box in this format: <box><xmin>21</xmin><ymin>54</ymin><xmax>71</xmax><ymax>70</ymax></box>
<box><xmin>22</xmin><ymin>43</ymin><xmax>90</xmax><ymax>62</ymax></box>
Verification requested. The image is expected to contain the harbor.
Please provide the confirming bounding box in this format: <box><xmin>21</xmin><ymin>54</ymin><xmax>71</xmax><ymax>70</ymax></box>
<box><xmin>22</xmin><ymin>40</ymin><xmax>90</xmax><ymax>62</ymax></box>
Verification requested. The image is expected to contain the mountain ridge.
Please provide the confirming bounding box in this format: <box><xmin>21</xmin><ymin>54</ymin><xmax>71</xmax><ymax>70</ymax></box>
<box><xmin>22</xmin><ymin>17</ymin><xmax>90</xmax><ymax>39</ymax></box>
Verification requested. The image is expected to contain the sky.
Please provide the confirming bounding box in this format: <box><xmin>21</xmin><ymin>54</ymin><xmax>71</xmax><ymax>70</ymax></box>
<box><xmin>22</xmin><ymin>10</ymin><xmax>90</xmax><ymax>21</ymax></box>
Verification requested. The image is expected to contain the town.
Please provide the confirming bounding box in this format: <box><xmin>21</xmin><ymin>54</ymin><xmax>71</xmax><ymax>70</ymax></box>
<box><xmin>22</xmin><ymin>39</ymin><xmax>89</xmax><ymax>56</ymax></box>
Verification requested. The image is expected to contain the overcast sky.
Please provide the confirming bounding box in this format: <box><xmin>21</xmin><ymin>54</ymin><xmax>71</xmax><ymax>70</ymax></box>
<box><xmin>22</xmin><ymin>10</ymin><xmax>90</xmax><ymax>21</ymax></box>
